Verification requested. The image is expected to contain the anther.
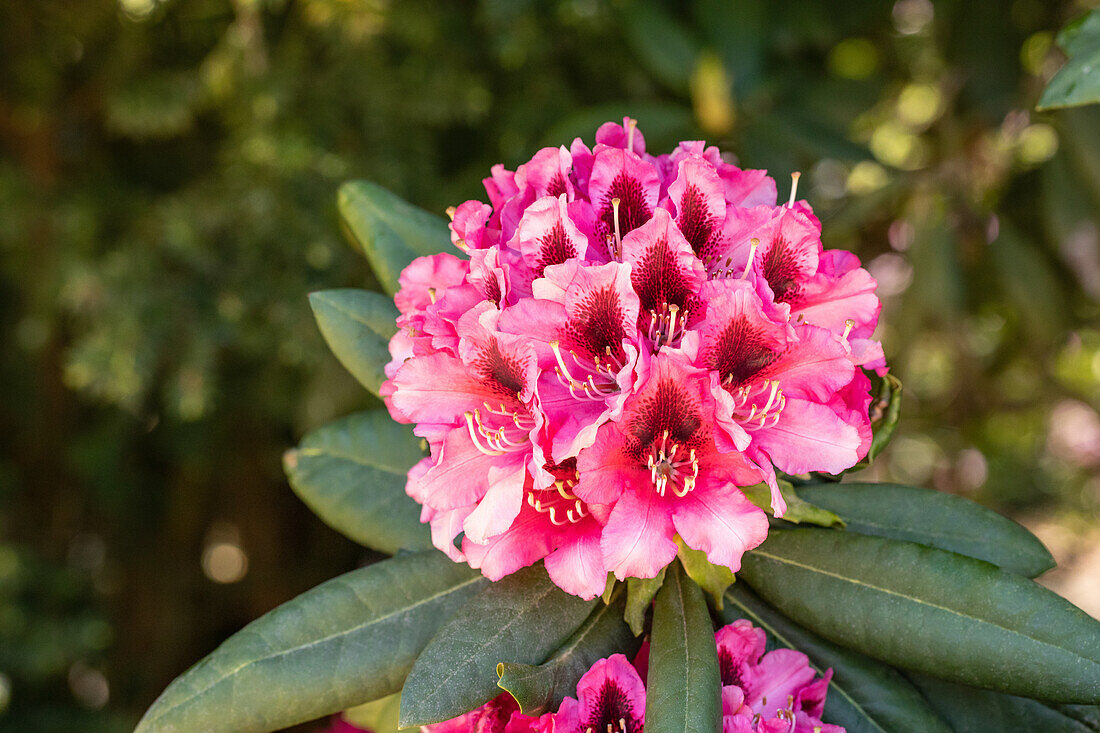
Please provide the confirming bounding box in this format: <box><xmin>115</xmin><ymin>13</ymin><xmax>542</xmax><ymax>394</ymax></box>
<box><xmin>465</xmin><ymin>411</ymin><xmax>504</xmax><ymax>456</ymax></box>
<box><xmin>762</xmin><ymin>381</ymin><xmax>781</xmax><ymax>413</ymax></box>
<box><xmin>740</xmin><ymin>238</ymin><xmax>760</xmax><ymax>280</ymax></box>
<box><xmin>842</xmin><ymin>318</ymin><xmax>855</xmax><ymax>341</ymax></box>
<box><xmin>666</xmin><ymin>303</ymin><xmax>680</xmax><ymax>341</ymax></box>
<box><xmin>787</xmin><ymin>171</ymin><xmax>801</xmax><ymax>207</ymax></box>
<box><xmin>427</xmin><ymin>287</ymin><xmax>437</xmax><ymax>304</ymax></box>
<box><xmin>445</xmin><ymin>205</ymin><xmax>456</xmax><ymax>221</ymax></box>
<box><xmin>549</xmin><ymin>340</ymin><xmax>576</xmax><ymax>383</ymax></box>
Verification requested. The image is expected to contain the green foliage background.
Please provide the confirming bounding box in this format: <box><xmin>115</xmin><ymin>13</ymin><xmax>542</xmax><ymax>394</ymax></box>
<box><xmin>0</xmin><ymin>0</ymin><xmax>1097</xmax><ymax>729</ymax></box>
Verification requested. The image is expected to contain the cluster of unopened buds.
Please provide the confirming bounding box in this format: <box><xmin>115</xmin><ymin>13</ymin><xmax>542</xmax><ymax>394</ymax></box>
<box><xmin>328</xmin><ymin>620</ymin><xmax>844</xmax><ymax>733</ymax></box>
<box><xmin>382</xmin><ymin>118</ymin><xmax>885</xmax><ymax>598</ymax></box>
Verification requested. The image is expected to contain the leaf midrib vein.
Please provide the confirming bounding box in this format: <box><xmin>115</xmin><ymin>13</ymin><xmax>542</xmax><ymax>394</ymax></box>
<box><xmin>750</xmin><ymin>550</ymin><xmax>1095</xmax><ymax>664</ymax></box>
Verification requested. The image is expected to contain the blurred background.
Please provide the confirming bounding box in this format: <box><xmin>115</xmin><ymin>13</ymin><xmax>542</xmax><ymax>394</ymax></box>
<box><xmin>1</xmin><ymin>0</ymin><xmax>1098</xmax><ymax>729</ymax></box>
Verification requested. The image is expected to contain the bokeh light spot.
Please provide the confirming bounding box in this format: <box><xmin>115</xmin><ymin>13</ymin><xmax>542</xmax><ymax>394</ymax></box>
<box><xmin>202</xmin><ymin>533</ymin><xmax>249</xmax><ymax>584</ymax></box>
<box><xmin>897</xmin><ymin>83</ymin><xmax>943</xmax><ymax>128</ymax></box>
<box><xmin>1017</xmin><ymin>123</ymin><xmax>1058</xmax><ymax>165</ymax></box>
<box><xmin>828</xmin><ymin>38</ymin><xmax>879</xmax><ymax>80</ymax></box>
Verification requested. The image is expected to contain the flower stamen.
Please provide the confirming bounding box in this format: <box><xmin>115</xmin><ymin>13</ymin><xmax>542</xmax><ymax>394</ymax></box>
<box><xmin>465</xmin><ymin>411</ymin><xmax>505</xmax><ymax>456</ymax></box>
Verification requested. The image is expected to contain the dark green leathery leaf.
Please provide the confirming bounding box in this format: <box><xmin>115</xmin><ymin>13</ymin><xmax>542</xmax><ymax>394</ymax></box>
<box><xmin>337</xmin><ymin>180</ymin><xmax>451</xmax><ymax>294</ymax></box>
<box><xmin>496</xmin><ymin>589</ymin><xmax>640</xmax><ymax>715</ymax></box>
<box><xmin>283</xmin><ymin>410</ymin><xmax>430</xmax><ymax>555</ymax></box>
<box><xmin>740</xmin><ymin>529</ymin><xmax>1100</xmax><ymax>703</ymax></box>
<box><xmin>797</xmin><ymin>482</ymin><xmax>1054</xmax><ymax>577</ymax></box>
<box><xmin>906</xmin><ymin>672</ymin><xmax>1099</xmax><ymax>732</ymax></box>
<box><xmin>645</xmin><ymin>561</ymin><xmax>721</xmax><ymax>733</ymax></box>
<box><xmin>136</xmin><ymin>551</ymin><xmax>485</xmax><ymax>732</ymax></box>
<box><xmin>399</xmin><ymin>563</ymin><xmax>595</xmax><ymax>727</ymax></box>
<box><xmin>722</xmin><ymin>583</ymin><xmax>951</xmax><ymax>733</ymax></box>
<box><xmin>309</xmin><ymin>289</ymin><xmax>398</xmax><ymax>397</ymax></box>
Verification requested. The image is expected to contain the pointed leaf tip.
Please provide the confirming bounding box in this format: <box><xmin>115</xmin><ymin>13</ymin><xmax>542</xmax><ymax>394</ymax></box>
<box><xmin>337</xmin><ymin>180</ymin><xmax>450</xmax><ymax>294</ymax></box>
<box><xmin>285</xmin><ymin>410</ymin><xmax>430</xmax><ymax>555</ymax></box>
<box><xmin>309</xmin><ymin>288</ymin><xmax>398</xmax><ymax>396</ymax></box>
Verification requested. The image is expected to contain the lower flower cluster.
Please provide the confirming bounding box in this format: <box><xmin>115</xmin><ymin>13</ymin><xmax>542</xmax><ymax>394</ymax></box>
<box><xmin>330</xmin><ymin>620</ymin><xmax>843</xmax><ymax>733</ymax></box>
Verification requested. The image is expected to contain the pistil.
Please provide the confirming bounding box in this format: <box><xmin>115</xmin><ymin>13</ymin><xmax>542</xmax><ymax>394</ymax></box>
<box><xmin>740</xmin><ymin>238</ymin><xmax>760</xmax><ymax>280</ymax></box>
<box><xmin>787</xmin><ymin>171</ymin><xmax>801</xmax><ymax>207</ymax></box>
<box><xmin>611</xmin><ymin>197</ymin><xmax>624</xmax><ymax>259</ymax></box>
<box><xmin>646</xmin><ymin>429</ymin><xmax>700</xmax><ymax>497</ymax></box>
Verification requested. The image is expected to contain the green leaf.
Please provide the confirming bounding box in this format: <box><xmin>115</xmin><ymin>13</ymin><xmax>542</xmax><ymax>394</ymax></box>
<box><xmin>675</xmin><ymin>536</ymin><xmax>735</xmax><ymax>607</ymax></box>
<box><xmin>863</xmin><ymin>372</ymin><xmax>903</xmax><ymax>467</ymax></box>
<box><xmin>743</xmin><ymin>480</ymin><xmax>845</xmax><ymax>528</ymax></box>
<box><xmin>309</xmin><ymin>289</ymin><xmax>398</xmax><ymax>396</ymax></box>
<box><xmin>337</xmin><ymin>180</ymin><xmax>451</xmax><ymax>295</ymax></box>
<box><xmin>621</xmin><ymin>0</ymin><xmax>700</xmax><ymax>93</ymax></box>
<box><xmin>283</xmin><ymin>411</ymin><xmax>430</xmax><ymax>555</ymax></box>
<box><xmin>721</xmin><ymin>584</ymin><xmax>952</xmax><ymax>733</ymax></box>
<box><xmin>624</xmin><ymin>569</ymin><xmax>665</xmax><ymax>636</ymax></box>
<box><xmin>1059</xmin><ymin>703</ymin><xmax>1100</xmax><ymax>729</ymax></box>
<box><xmin>136</xmin><ymin>551</ymin><xmax>486</xmax><ymax>733</ymax></box>
<box><xmin>797</xmin><ymin>482</ymin><xmax>1055</xmax><ymax>577</ymax></box>
<box><xmin>344</xmin><ymin>693</ymin><xmax>402</xmax><ymax>733</ymax></box>
<box><xmin>906</xmin><ymin>672</ymin><xmax>1099</xmax><ymax>732</ymax></box>
<box><xmin>739</xmin><ymin>529</ymin><xmax>1100</xmax><ymax>703</ymax></box>
<box><xmin>645</xmin><ymin>561</ymin><xmax>721</xmax><ymax>733</ymax></box>
<box><xmin>399</xmin><ymin>564</ymin><xmax>596</xmax><ymax>727</ymax></box>
<box><xmin>496</xmin><ymin>589</ymin><xmax>641</xmax><ymax>715</ymax></box>
<box><xmin>1038</xmin><ymin>9</ymin><xmax>1100</xmax><ymax>110</ymax></box>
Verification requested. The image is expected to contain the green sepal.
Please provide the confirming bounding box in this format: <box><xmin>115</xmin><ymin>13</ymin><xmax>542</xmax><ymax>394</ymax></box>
<box><xmin>624</xmin><ymin>569</ymin><xmax>665</xmax><ymax>636</ymax></box>
<box><xmin>859</xmin><ymin>371</ymin><xmax>903</xmax><ymax>468</ymax></box>
<box><xmin>343</xmin><ymin>693</ymin><xmax>403</xmax><ymax>733</ymax></box>
<box><xmin>675</xmin><ymin>536</ymin><xmax>735</xmax><ymax>607</ymax></box>
<box><xmin>743</xmin><ymin>480</ymin><xmax>845</xmax><ymax>528</ymax></box>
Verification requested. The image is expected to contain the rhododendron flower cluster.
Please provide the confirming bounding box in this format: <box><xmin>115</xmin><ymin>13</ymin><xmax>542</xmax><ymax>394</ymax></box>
<box><xmin>355</xmin><ymin>621</ymin><xmax>843</xmax><ymax>733</ymax></box>
<box><xmin>717</xmin><ymin>621</ymin><xmax>843</xmax><ymax>733</ymax></box>
<box><xmin>382</xmin><ymin>118</ymin><xmax>883</xmax><ymax>598</ymax></box>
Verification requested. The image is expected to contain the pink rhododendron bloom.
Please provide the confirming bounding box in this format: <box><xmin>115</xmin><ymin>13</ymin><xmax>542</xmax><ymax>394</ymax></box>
<box><xmin>423</xmin><ymin>694</ymin><xmax>542</xmax><ymax>733</ymax></box>
<box><xmin>717</xmin><ymin>620</ymin><xmax>844</xmax><ymax>733</ymax></box>
<box><xmin>319</xmin><ymin>716</ymin><xmax>371</xmax><ymax>733</ymax></box>
<box><xmin>382</xmin><ymin>118</ymin><xmax>884</xmax><ymax>596</ymax></box>
<box><xmin>541</xmin><ymin>653</ymin><xmax>646</xmax><ymax>733</ymax></box>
